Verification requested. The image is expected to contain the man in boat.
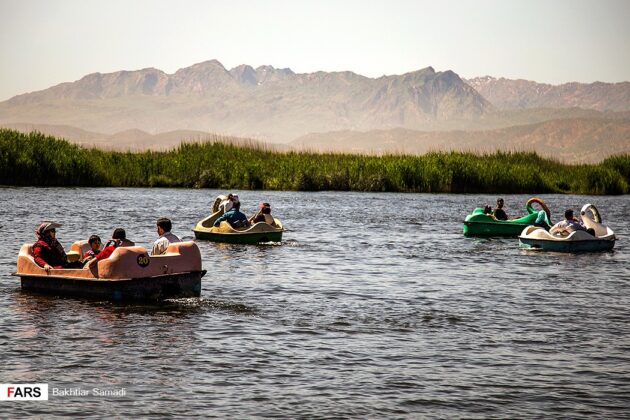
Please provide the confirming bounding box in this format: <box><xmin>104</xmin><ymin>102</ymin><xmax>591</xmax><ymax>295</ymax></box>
<box><xmin>213</xmin><ymin>201</ymin><xmax>249</xmax><ymax>229</ymax></box>
<box><xmin>32</xmin><ymin>222</ymin><xmax>83</xmax><ymax>271</ymax></box>
<box><xmin>493</xmin><ymin>198</ymin><xmax>508</xmax><ymax>220</ymax></box>
<box><xmin>550</xmin><ymin>209</ymin><xmax>594</xmax><ymax>236</ymax></box>
<box><xmin>152</xmin><ymin>217</ymin><xmax>181</xmax><ymax>255</ymax></box>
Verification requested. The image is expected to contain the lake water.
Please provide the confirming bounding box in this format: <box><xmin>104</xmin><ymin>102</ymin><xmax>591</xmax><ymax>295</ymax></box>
<box><xmin>1</xmin><ymin>188</ymin><xmax>629</xmax><ymax>418</ymax></box>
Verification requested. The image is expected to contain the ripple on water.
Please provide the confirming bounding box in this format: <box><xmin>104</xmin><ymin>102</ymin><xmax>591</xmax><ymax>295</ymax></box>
<box><xmin>0</xmin><ymin>189</ymin><xmax>629</xmax><ymax>417</ymax></box>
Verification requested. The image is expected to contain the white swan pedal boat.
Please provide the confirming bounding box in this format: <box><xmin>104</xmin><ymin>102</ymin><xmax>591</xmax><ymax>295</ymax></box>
<box><xmin>519</xmin><ymin>204</ymin><xmax>616</xmax><ymax>252</ymax></box>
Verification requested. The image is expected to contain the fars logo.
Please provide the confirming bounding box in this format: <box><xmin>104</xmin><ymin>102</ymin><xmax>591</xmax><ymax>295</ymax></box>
<box><xmin>0</xmin><ymin>384</ymin><xmax>48</xmax><ymax>400</ymax></box>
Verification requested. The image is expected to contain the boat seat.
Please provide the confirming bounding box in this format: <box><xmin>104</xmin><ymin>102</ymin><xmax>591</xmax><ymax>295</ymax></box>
<box><xmin>70</xmin><ymin>240</ymin><xmax>89</xmax><ymax>258</ymax></box>
<box><xmin>156</xmin><ymin>242</ymin><xmax>185</xmax><ymax>257</ymax></box>
<box><xmin>153</xmin><ymin>242</ymin><xmax>200</xmax><ymax>258</ymax></box>
<box><xmin>18</xmin><ymin>242</ymin><xmax>93</xmax><ymax>271</ymax></box>
<box><xmin>21</xmin><ymin>244</ymin><xmax>35</xmax><ymax>259</ymax></box>
<box><xmin>17</xmin><ymin>244</ymin><xmax>40</xmax><ymax>274</ymax></box>
<box><xmin>17</xmin><ymin>243</ymin><xmax>91</xmax><ymax>275</ymax></box>
<box><xmin>97</xmin><ymin>241</ymin><xmax>202</xmax><ymax>279</ymax></box>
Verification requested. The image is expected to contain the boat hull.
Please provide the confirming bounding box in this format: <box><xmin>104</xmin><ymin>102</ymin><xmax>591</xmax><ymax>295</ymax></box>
<box><xmin>194</xmin><ymin>229</ymin><xmax>283</xmax><ymax>244</ymax></box>
<box><xmin>518</xmin><ymin>223</ymin><xmax>616</xmax><ymax>253</ymax></box>
<box><xmin>463</xmin><ymin>220</ymin><xmax>532</xmax><ymax>237</ymax></box>
<box><xmin>15</xmin><ymin>271</ymin><xmax>205</xmax><ymax>301</ymax></box>
<box><xmin>519</xmin><ymin>237</ymin><xmax>615</xmax><ymax>252</ymax></box>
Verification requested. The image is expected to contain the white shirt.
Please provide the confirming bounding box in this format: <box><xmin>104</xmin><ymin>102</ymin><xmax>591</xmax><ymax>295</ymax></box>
<box><xmin>550</xmin><ymin>218</ymin><xmax>587</xmax><ymax>235</ymax></box>
<box><xmin>152</xmin><ymin>232</ymin><xmax>181</xmax><ymax>255</ymax></box>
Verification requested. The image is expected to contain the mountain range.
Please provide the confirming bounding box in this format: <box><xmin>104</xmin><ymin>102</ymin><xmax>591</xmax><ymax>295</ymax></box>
<box><xmin>1</xmin><ymin>59</ymin><xmax>629</xmax><ymax>162</ymax></box>
<box><xmin>465</xmin><ymin>76</ymin><xmax>630</xmax><ymax>111</ymax></box>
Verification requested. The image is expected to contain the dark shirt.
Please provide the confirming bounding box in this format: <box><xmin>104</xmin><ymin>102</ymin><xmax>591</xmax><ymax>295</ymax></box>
<box><xmin>214</xmin><ymin>208</ymin><xmax>248</xmax><ymax>228</ymax></box>
<box><xmin>493</xmin><ymin>208</ymin><xmax>508</xmax><ymax>221</ymax></box>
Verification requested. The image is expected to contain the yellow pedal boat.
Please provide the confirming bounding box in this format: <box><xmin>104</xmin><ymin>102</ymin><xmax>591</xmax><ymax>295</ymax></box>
<box><xmin>193</xmin><ymin>195</ymin><xmax>284</xmax><ymax>244</ymax></box>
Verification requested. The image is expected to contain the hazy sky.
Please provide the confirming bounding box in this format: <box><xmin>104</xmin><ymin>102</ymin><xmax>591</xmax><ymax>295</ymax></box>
<box><xmin>1</xmin><ymin>0</ymin><xmax>629</xmax><ymax>101</ymax></box>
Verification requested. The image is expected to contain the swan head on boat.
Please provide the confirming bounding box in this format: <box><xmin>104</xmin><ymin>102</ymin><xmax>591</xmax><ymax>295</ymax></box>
<box><xmin>580</xmin><ymin>203</ymin><xmax>602</xmax><ymax>224</ymax></box>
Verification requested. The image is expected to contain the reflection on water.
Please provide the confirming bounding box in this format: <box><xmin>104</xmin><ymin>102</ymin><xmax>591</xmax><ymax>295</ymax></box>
<box><xmin>0</xmin><ymin>188</ymin><xmax>629</xmax><ymax>417</ymax></box>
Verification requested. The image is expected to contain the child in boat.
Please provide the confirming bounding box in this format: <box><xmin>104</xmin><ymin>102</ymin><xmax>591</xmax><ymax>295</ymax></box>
<box><xmin>249</xmin><ymin>202</ymin><xmax>277</xmax><ymax>226</ymax></box>
<box><xmin>91</xmin><ymin>228</ymin><xmax>134</xmax><ymax>261</ymax></box>
<box><xmin>84</xmin><ymin>235</ymin><xmax>102</xmax><ymax>258</ymax></box>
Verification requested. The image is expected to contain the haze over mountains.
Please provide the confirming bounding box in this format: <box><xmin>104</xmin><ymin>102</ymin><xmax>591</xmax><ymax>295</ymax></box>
<box><xmin>1</xmin><ymin>59</ymin><xmax>629</xmax><ymax>162</ymax></box>
<box><xmin>292</xmin><ymin>118</ymin><xmax>630</xmax><ymax>164</ymax></box>
<box><xmin>0</xmin><ymin>122</ymin><xmax>288</xmax><ymax>152</ymax></box>
<box><xmin>466</xmin><ymin>76</ymin><xmax>630</xmax><ymax>111</ymax></box>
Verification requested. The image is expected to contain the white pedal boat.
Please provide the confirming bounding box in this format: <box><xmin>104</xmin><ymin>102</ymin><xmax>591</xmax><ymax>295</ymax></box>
<box><xmin>519</xmin><ymin>204</ymin><xmax>616</xmax><ymax>252</ymax></box>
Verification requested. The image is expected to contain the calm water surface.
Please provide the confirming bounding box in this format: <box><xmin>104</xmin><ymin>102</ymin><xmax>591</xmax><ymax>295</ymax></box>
<box><xmin>1</xmin><ymin>188</ymin><xmax>629</xmax><ymax>418</ymax></box>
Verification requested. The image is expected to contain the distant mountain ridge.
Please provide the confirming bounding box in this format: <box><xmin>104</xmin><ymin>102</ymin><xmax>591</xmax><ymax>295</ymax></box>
<box><xmin>0</xmin><ymin>60</ymin><xmax>492</xmax><ymax>141</ymax></box>
<box><xmin>4</xmin><ymin>61</ymin><xmax>303</xmax><ymax>108</ymax></box>
<box><xmin>466</xmin><ymin>76</ymin><xmax>630</xmax><ymax>112</ymax></box>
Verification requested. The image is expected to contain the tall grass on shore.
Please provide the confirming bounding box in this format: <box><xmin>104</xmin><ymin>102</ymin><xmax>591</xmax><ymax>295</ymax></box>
<box><xmin>1</xmin><ymin>129</ymin><xmax>628</xmax><ymax>194</ymax></box>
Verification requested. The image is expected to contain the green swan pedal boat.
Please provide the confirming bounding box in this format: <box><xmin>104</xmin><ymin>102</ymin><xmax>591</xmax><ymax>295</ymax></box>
<box><xmin>519</xmin><ymin>204</ymin><xmax>615</xmax><ymax>252</ymax></box>
<box><xmin>193</xmin><ymin>195</ymin><xmax>284</xmax><ymax>244</ymax></box>
<box><xmin>463</xmin><ymin>197</ymin><xmax>551</xmax><ymax>237</ymax></box>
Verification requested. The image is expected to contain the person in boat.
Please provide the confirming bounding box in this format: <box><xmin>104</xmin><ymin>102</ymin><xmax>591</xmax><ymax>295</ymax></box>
<box><xmin>483</xmin><ymin>205</ymin><xmax>493</xmax><ymax>215</ymax></box>
<box><xmin>249</xmin><ymin>202</ymin><xmax>277</xmax><ymax>226</ymax></box>
<box><xmin>219</xmin><ymin>194</ymin><xmax>239</xmax><ymax>214</ymax></box>
<box><xmin>493</xmin><ymin>198</ymin><xmax>508</xmax><ymax>220</ymax></box>
<box><xmin>113</xmin><ymin>227</ymin><xmax>135</xmax><ymax>247</ymax></box>
<box><xmin>213</xmin><ymin>200</ymin><xmax>249</xmax><ymax>229</ymax></box>
<box><xmin>550</xmin><ymin>209</ymin><xmax>594</xmax><ymax>236</ymax></box>
<box><xmin>152</xmin><ymin>217</ymin><xmax>181</xmax><ymax>255</ymax></box>
<box><xmin>80</xmin><ymin>235</ymin><xmax>102</xmax><ymax>261</ymax></box>
<box><xmin>32</xmin><ymin>222</ymin><xmax>83</xmax><ymax>271</ymax></box>
<box><xmin>88</xmin><ymin>228</ymin><xmax>135</xmax><ymax>263</ymax></box>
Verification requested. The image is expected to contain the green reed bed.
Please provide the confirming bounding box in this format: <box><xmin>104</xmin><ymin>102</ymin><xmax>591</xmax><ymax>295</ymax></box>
<box><xmin>1</xmin><ymin>129</ymin><xmax>628</xmax><ymax>194</ymax></box>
